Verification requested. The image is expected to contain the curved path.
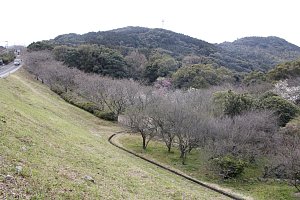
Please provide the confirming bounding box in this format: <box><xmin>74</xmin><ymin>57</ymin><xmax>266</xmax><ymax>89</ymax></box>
<box><xmin>109</xmin><ymin>131</ymin><xmax>246</xmax><ymax>200</ymax></box>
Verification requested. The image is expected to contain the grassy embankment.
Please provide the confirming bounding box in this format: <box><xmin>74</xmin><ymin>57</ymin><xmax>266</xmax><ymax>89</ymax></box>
<box><xmin>0</xmin><ymin>69</ymin><xmax>228</xmax><ymax>199</ymax></box>
<box><xmin>119</xmin><ymin>133</ymin><xmax>297</xmax><ymax>200</ymax></box>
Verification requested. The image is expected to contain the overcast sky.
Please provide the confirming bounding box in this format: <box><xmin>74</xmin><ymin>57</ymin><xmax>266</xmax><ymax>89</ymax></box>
<box><xmin>1</xmin><ymin>0</ymin><xmax>300</xmax><ymax>47</ymax></box>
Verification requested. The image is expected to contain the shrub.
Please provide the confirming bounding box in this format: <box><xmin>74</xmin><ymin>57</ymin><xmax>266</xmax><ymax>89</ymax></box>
<box><xmin>267</xmin><ymin>59</ymin><xmax>300</xmax><ymax>81</ymax></box>
<box><xmin>172</xmin><ymin>64</ymin><xmax>235</xmax><ymax>89</ymax></box>
<box><xmin>94</xmin><ymin>111</ymin><xmax>117</xmax><ymax>121</ymax></box>
<box><xmin>27</xmin><ymin>41</ymin><xmax>53</xmax><ymax>51</ymax></box>
<box><xmin>60</xmin><ymin>92</ymin><xmax>103</xmax><ymax>116</ymax></box>
<box><xmin>50</xmin><ymin>85</ymin><xmax>65</xmax><ymax>95</ymax></box>
<box><xmin>259</xmin><ymin>95</ymin><xmax>299</xmax><ymax>126</ymax></box>
<box><xmin>0</xmin><ymin>51</ymin><xmax>15</xmax><ymax>64</ymax></box>
<box><xmin>213</xmin><ymin>90</ymin><xmax>255</xmax><ymax>117</ymax></box>
<box><xmin>212</xmin><ymin>155</ymin><xmax>248</xmax><ymax>179</ymax></box>
<box><xmin>260</xmin><ymin>91</ymin><xmax>278</xmax><ymax>99</ymax></box>
<box><xmin>76</xmin><ymin>102</ymin><xmax>99</xmax><ymax>114</ymax></box>
<box><xmin>53</xmin><ymin>45</ymin><xmax>129</xmax><ymax>78</ymax></box>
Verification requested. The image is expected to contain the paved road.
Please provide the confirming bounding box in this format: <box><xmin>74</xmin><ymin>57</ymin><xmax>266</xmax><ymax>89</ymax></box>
<box><xmin>0</xmin><ymin>62</ymin><xmax>22</xmax><ymax>78</ymax></box>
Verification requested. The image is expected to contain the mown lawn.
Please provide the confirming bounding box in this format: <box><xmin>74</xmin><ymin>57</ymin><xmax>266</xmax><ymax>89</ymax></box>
<box><xmin>119</xmin><ymin>134</ymin><xmax>297</xmax><ymax>200</ymax></box>
<box><xmin>0</xmin><ymin>70</ymin><xmax>228</xmax><ymax>199</ymax></box>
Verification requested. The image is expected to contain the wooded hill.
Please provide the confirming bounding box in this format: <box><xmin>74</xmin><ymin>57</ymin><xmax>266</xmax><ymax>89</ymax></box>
<box><xmin>218</xmin><ymin>36</ymin><xmax>300</xmax><ymax>71</ymax></box>
<box><xmin>52</xmin><ymin>27</ymin><xmax>217</xmax><ymax>57</ymax></box>
<box><xmin>49</xmin><ymin>27</ymin><xmax>300</xmax><ymax>72</ymax></box>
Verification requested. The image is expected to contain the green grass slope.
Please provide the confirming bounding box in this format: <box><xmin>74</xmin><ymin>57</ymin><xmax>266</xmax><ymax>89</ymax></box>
<box><xmin>0</xmin><ymin>70</ymin><xmax>228</xmax><ymax>199</ymax></box>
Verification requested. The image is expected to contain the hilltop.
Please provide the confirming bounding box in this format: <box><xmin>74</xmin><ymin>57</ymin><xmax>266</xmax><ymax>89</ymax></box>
<box><xmin>52</xmin><ymin>26</ymin><xmax>217</xmax><ymax>57</ymax></box>
<box><xmin>218</xmin><ymin>36</ymin><xmax>300</xmax><ymax>71</ymax></box>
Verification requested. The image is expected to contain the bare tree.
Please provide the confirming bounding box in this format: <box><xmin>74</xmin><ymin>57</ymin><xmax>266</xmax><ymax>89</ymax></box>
<box><xmin>165</xmin><ymin>90</ymin><xmax>212</xmax><ymax>164</ymax></box>
<box><xmin>124</xmin><ymin>87</ymin><xmax>157</xmax><ymax>150</ymax></box>
<box><xmin>75</xmin><ymin>74</ymin><xmax>108</xmax><ymax>111</ymax></box>
<box><xmin>126</xmin><ymin>108</ymin><xmax>156</xmax><ymax>150</ymax></box>
<box><xmin>147</xmin><ymin>94</ymin><xmax>176</xmax><ymax>152</ymax></box>
<box><xmin>124</xmin><ymin>50</ymin><xmax>147</xmax><ymax>79</ymax></box>
<box><xmin>209</xmin><ymin>110</ymin><xmax>278</xmax><ymax>162</ymax></box>
<box><xmin>270</xmin><ymin>126</ymin><xmax>300</xmax><ymax>192</ymax></box>
<box><xmin>23</xmin><ymin>50</ymin><xmax>53</xmax><ymax>82</ymax></box>
<box><xmin>23</xmin><ymin>50</ymin><xmax>78</xmax><ymax>93</ymax></box>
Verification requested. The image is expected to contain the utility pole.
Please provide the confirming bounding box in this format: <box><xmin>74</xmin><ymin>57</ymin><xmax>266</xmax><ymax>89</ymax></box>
<box><xmin>5</xmin><ymin>41</ymin><xmax>8</xmax><ymax>49</ymax></box>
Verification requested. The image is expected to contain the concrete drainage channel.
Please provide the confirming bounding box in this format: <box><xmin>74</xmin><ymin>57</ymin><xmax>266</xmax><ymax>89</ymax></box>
<box><xmin>108</xmin><ymin>131</ymin><xmax>245</xmax><ymax>200</ymax></box>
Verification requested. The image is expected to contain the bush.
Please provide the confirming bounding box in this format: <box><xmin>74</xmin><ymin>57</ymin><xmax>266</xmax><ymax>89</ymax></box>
<box><xmin>212</xmin><ymin>156</ymin><xmax>248</xmax><ymax>179</ymax></box>
<box><xmin>94</xmin><ymin>111</ymin><xmax>117</xmax><ymax>121</ymax></box>
<box><xmin>27</xmin><ymin>41</ymin><xmax>53</xmax><ymax>51</ymax></box>
<box><xmin>0</xmin><ymin>51</ymin><xmax>15</xmax><ymax>64</ymax></box>
<box><xmin>50</xmin><ymin>85</ymin><xmax>65</xmax><ymax>95</ymax></box>
<box><xmin>213</xmin><ymin>90</ymin><xmax>255</xmax><ymax>117</ymax></box>
<box><xmin>76</xmin><ymin>102</ymin><xmax>99</xmax><ymax>114</ymax></box>
<box><xmin>260</xmin><ymin>91</ymin><xmax>278</xmax><ymax>99</ymax></box>
<box><xmin>267</xmin><ymin>59</ymin><xmax>300</xmax><ymax>81</ymax></box>
<box><xmin>53</xmin><ymin>45</ymin><xmax>129</xmax><ymax>78</ymax></box>
<box><xmin>60</xmin><ymin>92</ymin><xmax>103</xmax><ymax>116</ymax></box>
<box><xmin>172</xmin><ymin>64</ymin><xmax>235</xmax><ymax>89</ymax></box>
<box><xmin>61</xmin><ymin>93</ymin><xmax>117</xmax><ymax>121</ymax></box>
<box><xmin>259</xmin><ymin>95</ymin><xmax>299</xmax><ymax>126</ymax></box>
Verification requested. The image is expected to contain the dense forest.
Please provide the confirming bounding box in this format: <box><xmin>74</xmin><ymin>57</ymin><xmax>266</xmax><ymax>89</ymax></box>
<box><xmin>218</xmin><ymin>36</ymin><xmax>300</xmax><ymax>71</ymax></box>
<box><xmin>27</xmin><ymin>27</ymin><xmax>300</xmax><ymax>88</ymax></box>
<box><xmin>49</xmin><ymin>27</ymin><xmax>300</xmax><ymax>71</ymax></box>
<box><xmin>52</xmin><ymin>27</ymin><xmax>217</xmax><ymax>57</ymax></box>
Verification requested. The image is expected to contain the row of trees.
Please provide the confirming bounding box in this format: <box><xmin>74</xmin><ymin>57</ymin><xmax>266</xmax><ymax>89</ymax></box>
<box><xmin>23</xmin><ymin>50</ymin><xmax>300</xmax><ymax>190</ymax></box>
<box><xmin>123</xmin><ymin>87</ymin><xmax>299</xmax><ymax>186</ymax></box>
<box><xmin>124</xmin><ymin>89</ymin><xmax>278</xmax><ymax>164</ymax></box>
<box><xmin>23</xmin><ymin>51</ymin><xmax>144</xmax><ymax>119</ymax></box>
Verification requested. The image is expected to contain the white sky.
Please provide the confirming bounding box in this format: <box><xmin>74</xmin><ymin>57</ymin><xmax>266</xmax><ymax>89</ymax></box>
<box><xmin>1</xmin><ymin>0</ymin><xmax>300</xmax><ymax>46</ymax></box>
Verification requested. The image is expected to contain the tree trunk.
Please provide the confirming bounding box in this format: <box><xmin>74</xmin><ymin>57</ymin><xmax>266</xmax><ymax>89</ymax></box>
<box><xmin>165</xmin><ymin>140</ymin><xmax>172</xmax><ymax>152</ymax></box>
<box><xmin>167</xmin><ymin>136</ymin><xmax>173</xmax><ymax>152</ymax></box>
<box><xmin>167</xmin><ymin>144</ymin><xmax>171</xmax><ymax>153</ymax></box>
<box><xmin>181</xmin><ymin>151</ymin><xmax>186</xmax><ymax>165</ymax></box>
<box><xmin>142</xmin><ymin>135</ymin><xmax>146</xmax><ymax>150</ymax></box>
<box><xmin>294</xmin><ymin>173</ymin><xmax>300</xmax><ymax>192</ymax></box>
<box><xmin>180</xmin><ymin>150</ymin><xmax>184</xmax><ymax>158</ymax></box>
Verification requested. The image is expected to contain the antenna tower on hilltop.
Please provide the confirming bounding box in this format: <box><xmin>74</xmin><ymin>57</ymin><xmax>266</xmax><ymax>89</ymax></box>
<box><xmin>162</xmin><ymin>19</ymin><xmax>165</xmax><ymax>29</ymax></box>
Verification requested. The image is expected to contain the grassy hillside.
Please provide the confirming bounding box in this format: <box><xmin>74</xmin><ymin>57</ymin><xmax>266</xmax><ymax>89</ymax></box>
<box><xmin>0</xmin><ymin>70</ymin><xmax>229</xmax><ymax>199</ymax></box>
